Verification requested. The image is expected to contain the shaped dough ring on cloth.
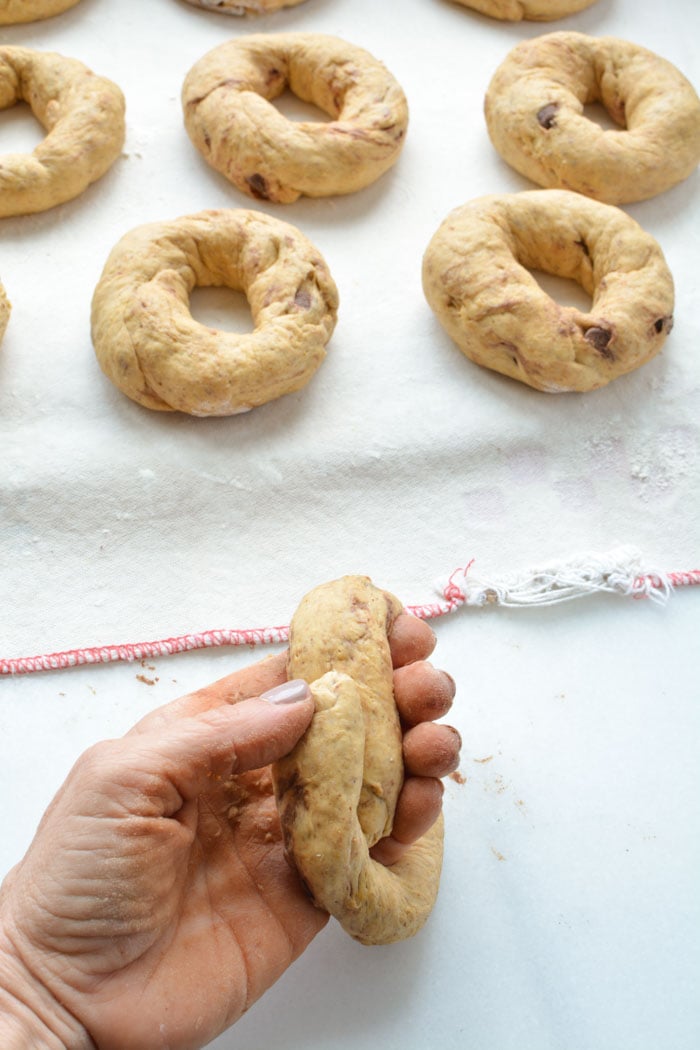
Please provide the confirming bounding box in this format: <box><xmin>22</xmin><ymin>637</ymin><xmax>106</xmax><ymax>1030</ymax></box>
<box><xmin>91</xmin><ymin>209</ymin><xmax>339</xmax><ymax>416</ymax></box>
<box><xmin>484</xmin><ymin>32</ymin><xmax>700</xmax><ymax>204</ymax></box>
<box><xmin>273</xmin><ymin>576</ymin><xmax>444</xmax><ymax>945</ymax></box>
<box><xmin>0</xmin><ymin>47</ymin><xmax>125</xmax><ymax>218</ymax></box>
<box><xmin>0</xmin><ymin>0</ymin><xmax>80</xmax><ymax>23</ymax></box>
<box><xmin>181</xmin><ymin>0</ymin><xmax>307</xmax><ymax>13</ymax></box>
<box><xmin>182</xmin><ymin>33</ymin><xmax>409</xmax><ymax>203</ymax></box>
<box><xmin>421</xmin><ymin>190</ymin><xmax>674</xmax><ymax>394</ymax></box>
<box><xmin>449</xmin><ymin>0</ymin><xmax>597</xmax><ymax>21</ymax></box>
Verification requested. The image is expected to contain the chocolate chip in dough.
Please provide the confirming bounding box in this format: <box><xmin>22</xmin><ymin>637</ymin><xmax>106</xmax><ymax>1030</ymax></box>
<box><xmin>537</xmin><ymin>103</ymin><xmax>559</xmax><ymax>129</ymax></box>
<box><xmin>584</xmin><ymin>325</ymin><xmax>614</xmax><ymax>359</ymax></box>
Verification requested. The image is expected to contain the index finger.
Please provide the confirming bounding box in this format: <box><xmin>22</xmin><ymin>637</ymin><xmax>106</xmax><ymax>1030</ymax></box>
<box><xmin>388</xmin><ymin>612</ymin><xmax>437</xmax><ymax>667</ymax></box>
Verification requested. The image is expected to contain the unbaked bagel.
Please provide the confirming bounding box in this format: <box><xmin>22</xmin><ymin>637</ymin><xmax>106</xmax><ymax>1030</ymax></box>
<box><xmin>484</xmin><ymin>32</ymin><xmax>700</xmax><ymax>204</ymax></box>
<box><xmin>422</xmin><ymin>190</ymin><xmax>675</xmax><ymax>393</ymax></box>
<box><xmin>91</xmin><ymin>209</ymin><xmax>338</xmax><ymax>416</ymax></box>
<box><xmin>0</xmin><ymin>47</ymin><xmax>125</xmax><ymax>218</ymax></box>
<box><xmin>181</xmin><ymin>0</ymin><xmax>307</xmax><ymax>13</ymax></box>
<box><xmin>273</xmin><ymin>576</ymin><xmax>444</xmax><ymax>945</ymax></box>
<box><xmin>182</xmin><ymin>33</ymin><xmax>409</xmax><ymax>203</ymax></box>
<box><xmin>449</xmin><ymin>0</ymin><xmax>597</xmax><ymax>20</ymax></box>
<box><xmin>0</xmin><ymin>0</ymin><xmax>80</xmax><ymax>23</ymax></box>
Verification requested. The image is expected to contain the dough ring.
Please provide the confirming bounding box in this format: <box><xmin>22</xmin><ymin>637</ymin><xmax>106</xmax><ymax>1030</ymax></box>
<box><xmin>0</xmin><ymin>280</ymin><xmax>10</xmax><ymax>344</ymax></box>
<box><xmin>91</xmin><ymin>209</ymin><xmax>339</xmax><ymax>416</ymax></box>
<box><xmin>273</xmin><ymin>576</ymin><xmax>444</xmax><ymax>945</ymax></box>
<box><xmin>0</xmin><ymin>47</ymin><xmax>125</xmax><ymax>218</ymax></box>
<box><xmin>422</xmin><ymin>190</ymin><xmax>674</xmax><ymax>393</ymax></box>
<box><xmin>181</xmin><ymin>0</ymin><xmax>307</xmax><ymax>13</ymax></box>
<box><xmin>182</xmin><ymin>33</ymin><xmax>409</xmax><ymax>203</ymax></box>
<box><xmin>449</xmin><ymin>0</ymin><xmax>597</xmax><ymax>20</ymax></box>
<box><xmin>484</xmin><ymin>32</ymin><xmax>700</xmax><ymax>204</ymax></box>
<box><xmin>0</xmin><ymin>0</ymin><xmax>80</xmax><ymax>23</ymax></box>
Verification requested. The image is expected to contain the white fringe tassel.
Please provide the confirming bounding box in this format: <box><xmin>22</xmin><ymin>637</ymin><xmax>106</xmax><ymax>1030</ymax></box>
<box><xmin>435</xmin><ymin>546</ymin><xmax>673</xmax><ymax>609</ymax></box>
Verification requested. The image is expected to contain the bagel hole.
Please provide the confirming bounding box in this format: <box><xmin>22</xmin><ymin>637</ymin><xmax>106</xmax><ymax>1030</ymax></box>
<box><xmin>582</xmin><ymin>101</ymin><xmax>625</xmax><ymax>131</ymax></box>
<box><xmin>189</xmin><ymin>286</ymin><xmax>253</xmax><ymax>334</ymax></box>
<box><xmin>0</xmin><ymin>101</ymin><xmax>46</xmax><ymax>152</ymax></box>
<box><xmin>273</xmin><ymin>90</ymin><xmax>333</xmax><ymax>124</ymax></box>
<box><xmin>530</xmin><ymin>270</ymin><xmax>592</xmax><ymax>312</ymax></box>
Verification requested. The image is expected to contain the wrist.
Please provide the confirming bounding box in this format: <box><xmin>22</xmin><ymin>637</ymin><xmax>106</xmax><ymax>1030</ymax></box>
<box><xmin>0</xmin><ymin>923</ymin><xmax>93</xmax><ymax>1050</ymax></box>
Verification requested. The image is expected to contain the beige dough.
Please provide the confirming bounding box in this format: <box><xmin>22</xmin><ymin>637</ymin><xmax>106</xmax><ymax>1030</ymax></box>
<box><xmin>449</xmin><ymin>0</ymin><xmax>597</xmax><ymax>20</ymax></box>
<box><xmin>0</xmin><ymin>0</ymin><xmax>80</xmax><ymax>23</ymax></box>
<box><xmin>182</xmin><ymin>33</ymin><xmax>409</xmax><ymax>203</ymax></box>
<box><xmin>422</xmin><ymin>190</ymin><xmax>675</xmax><ymax>393</ymax></box>
<box><xmin>273</xmin><ymin>576</ymin><xmax>444</xmax><ymax>945</ymax></box>
<box><xmin>91</xmin><ymin>209</ymin><xmax>339</xmax><ymax>416</ymax></box>
<box><xmin>181</xmin><ymin>0</ymin><xmax>307</xmax><ymax>13</ymax></box>
<box><xmin>484</xmin><ymin>32</ymin><xmax>700</xmax><ymax>204</ymax></box>
<box><xmin>0</xmin><ymin>281</ymin><xmax>10</xmax><ymax>344</ymax></box>
<box><xmin>0</xmin><ymin>47</ymin><xmax>125</xmax><ymax>218</ymax></box>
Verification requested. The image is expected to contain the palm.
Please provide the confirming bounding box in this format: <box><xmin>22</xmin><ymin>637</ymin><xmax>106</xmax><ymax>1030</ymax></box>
<box><xmin>42</xmin><ymin>763</ymin><xmax>325</xmax><ymax>1050</ymax></box>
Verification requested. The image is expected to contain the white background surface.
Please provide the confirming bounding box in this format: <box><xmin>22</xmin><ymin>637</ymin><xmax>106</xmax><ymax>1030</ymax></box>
<box><xmin>1</xmin><ymin>1</ymin><xmax>699</xmax><ymax>1048</ymax></box>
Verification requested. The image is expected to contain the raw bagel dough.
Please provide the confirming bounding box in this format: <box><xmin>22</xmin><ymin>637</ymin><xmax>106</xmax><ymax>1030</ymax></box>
<box><xmin>182</xmin><ymin>33</ymin><xmax>409</xmax><ymax>203</ymax></box>
<box><xmin>449</xmin><ymin>0</ymin><xmax>597</xmax><ymax>20</ymax></box>
<box><xmin>0</xmin><ymin>47</ymin><xmax>125</xmax><ymax>217</ymax></box>
<box><xmin>484</xmin><ymin>32</ymin><xmax>700</xmax><ymax>203</ymax></box>
<box><xmin>273</xmin><ymin>576</ymin><xmax>444</xmax><ymax>945</ymax></box>
<box><xmin>0</xmin><ymin>0</ymin><xmax>80</xmax><ymax>23</ymax></box>
<box><xmin>91</xmin><ymin>209</ymin><xmax>338</xmax><ymax>416</ymax></box>
<box><xmin>422</xmin><ymin>190</ymin><xmax>674</xmax><ymax>393</ymax></box>
<box><xmin>181</xmin><ymin>0</ymin><xmax>307</xmax><ymax>13</ymax></box>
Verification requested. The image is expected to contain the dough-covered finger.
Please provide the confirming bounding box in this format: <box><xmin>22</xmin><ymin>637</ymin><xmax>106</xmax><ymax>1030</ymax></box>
<box><xmin>370</xmin><ymin>777</ymin><xmax>444</xmax><ymax>867</ymax></box>
<box><xmin>403</xmin><ymin>722</ymin><xmax>462</xmax><ymax>779</ymax></box>
<box><xmin>388</xmin><ymin>612</ymin><xmax>437</xmax><ymax>668</ymax></box>
<box><xmin>393</xmin><ymin>660</ymin><xmax>456</xmax><ymax>725</ymax></box>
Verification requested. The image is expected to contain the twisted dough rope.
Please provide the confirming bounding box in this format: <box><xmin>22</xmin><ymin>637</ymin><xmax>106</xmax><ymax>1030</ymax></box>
<box><xmin>273</xmin><ymin>576</ymin><xmax>443</xmax><ymax>944</ymax></box>
<box><xmin>1</xmin><ymin>548</ymin><xmax>698</xmax><ymax>676</ymax></box>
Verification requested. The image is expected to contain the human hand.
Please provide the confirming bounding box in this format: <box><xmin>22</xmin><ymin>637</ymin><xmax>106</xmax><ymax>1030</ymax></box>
<box><xmin>0</xmin><ymin>615</ymin><xmax>459</xmax><ymax>1050</ymax></box>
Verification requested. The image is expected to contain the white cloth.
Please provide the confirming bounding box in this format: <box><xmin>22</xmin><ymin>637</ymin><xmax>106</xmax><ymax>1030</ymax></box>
<box><xmin>1</xmin><ymin>2</ymin><xmax>699</xmax><ymax>1048</ymax></box>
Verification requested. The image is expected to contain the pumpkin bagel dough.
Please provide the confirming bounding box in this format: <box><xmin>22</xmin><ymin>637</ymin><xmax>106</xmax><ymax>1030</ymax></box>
<box><xmin>0</xmin><ymin>47</ymin><xmax>125</xmax><ymax>218</ymax></box>
<box><xmin>91</xmin><ymin>209</ymin><xmax>338</xmax><ymax>416</ymax></box>
<box><xmin>422</xmin><ymin>190</ymin><xmax>674</xmax><ymax>393</ymax></box>
<box><xmin>0</xmin><ymin>0</ymin><xmax>80</xmax><ymax>23</ymax></box>
<box><xmin>273</xmin><ymin>576</ymin><xmax>444</xmax><ymax>945</ymax></box>
<box><xmin>182</xmin><ymin>33</ymin><xmax>409</xmax><ymax>203</ymax></box>
<box><xmin>182</xmin><ymin>0</ymin><xmax>307</xmax><ymax>13</ymax></box>
<box><xmin>449</xmin><ymin>0</ymin><xmax>597</xmax><ymax>21</ymax></box>
<box><xmin>484</xmin><ymin>32</ymin><xmax>700</xmax><ymax>204</ymax></box>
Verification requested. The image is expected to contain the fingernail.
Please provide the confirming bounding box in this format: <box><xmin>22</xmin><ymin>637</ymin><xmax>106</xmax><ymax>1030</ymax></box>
<box><xmin>442</xmin><ymin>671</ymin><xmax>457</xmax><ymax>697</ymax></box>
<box><xmin>260</xmin><ymin>679</ymin><xmax>312</xmax><ymax>705</ymax></box>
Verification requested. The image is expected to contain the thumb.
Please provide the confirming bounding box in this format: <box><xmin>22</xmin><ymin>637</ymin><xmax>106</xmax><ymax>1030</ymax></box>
<box><xmin>79</xmin><ymin>680</ymin><xmax>314</xmax><ymax>818</ymax></box>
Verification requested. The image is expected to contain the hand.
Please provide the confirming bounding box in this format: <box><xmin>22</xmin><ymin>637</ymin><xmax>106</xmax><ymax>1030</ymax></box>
<box><xmin>0</xmin><ymin>615</ymin><xmax>459</xmax><ymax>1050</ymax></box>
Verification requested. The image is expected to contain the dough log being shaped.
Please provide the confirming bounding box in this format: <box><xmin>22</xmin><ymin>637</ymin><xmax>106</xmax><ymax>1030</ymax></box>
<box><xmin>422</xmin><ymin>190</ymin><xmax>674</xmax><ymax>393</ymax></box>
<box><xmin>91</xmin><ymin>209</ymin><xmax>338</xmax><ymax>415</ymax></box>
<box><xmin>484</xmin><ymin>32</ymin><xmax>700</xmax><ymax>204</ymax></box>
<box><xmin>182</xmin><ymin>33</ymin><xmax>409</xmax><ymax>203</ymax></box>
<box><xmin>449</xmin><ymin>0</ymin><xmax>597</xmax><ymax>20</ymax></box>
<box><xmin>181</xmin><ymin>0</ymin><xmax>307</xmax><ymax>13</ymax></box>
<box><xmin>0</xmin><ymin>47</ymin><xmax>125</xmax><ymax>218</ymax></box>
<box><xmin>273</xmin><ymin>576</ymin><xmax>444</xmax><ymax>945</ymax></box>
<box><xmin>0</xmin><ymin>0</ymin><xmax>80</xmax><ymax>23</ymax></box>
